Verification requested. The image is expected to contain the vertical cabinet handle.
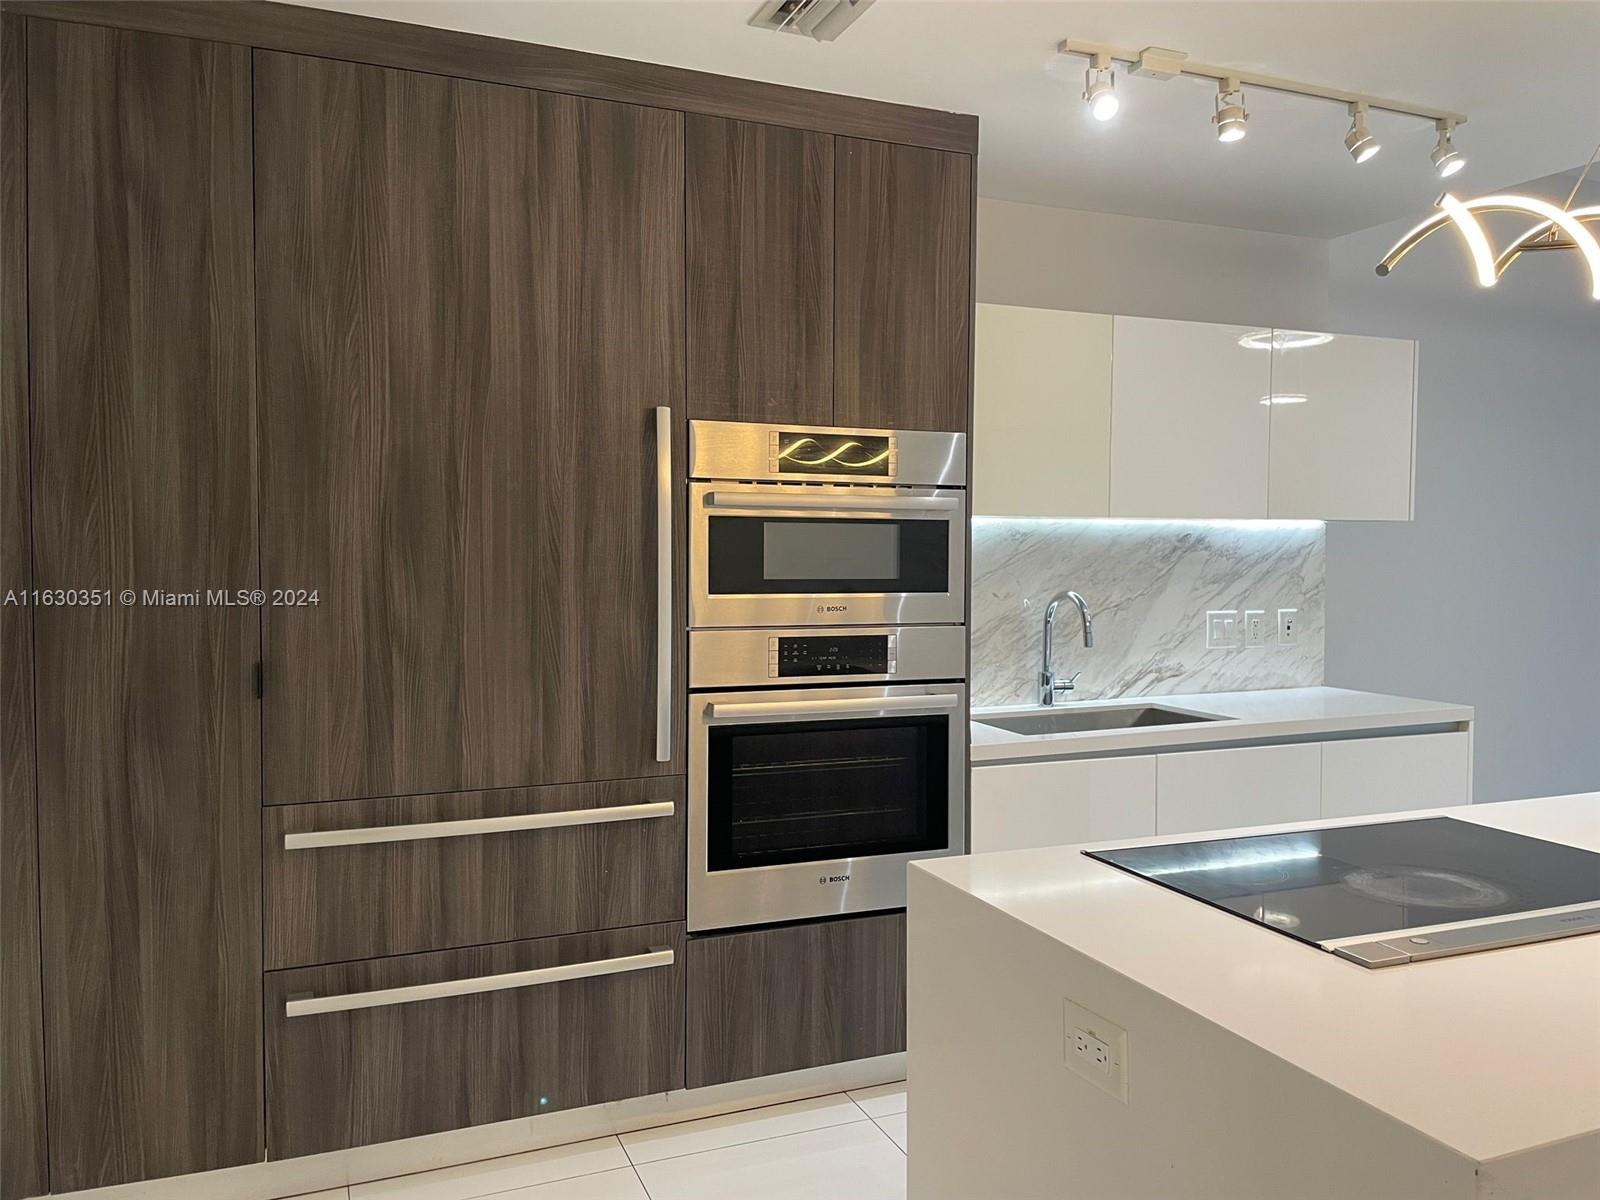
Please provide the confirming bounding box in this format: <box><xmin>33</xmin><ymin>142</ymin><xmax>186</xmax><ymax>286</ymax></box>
<box><xmin>655</xmin><ymin>406</ymin><xmax>673</xmax><ymax>762</ymax></box>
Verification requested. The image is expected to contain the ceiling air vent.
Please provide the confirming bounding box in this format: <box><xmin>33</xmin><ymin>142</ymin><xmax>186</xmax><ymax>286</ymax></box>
<box><xmin>749</xmin><ymin>0</ymin><xmax>876</xmax><ymax>42</ymax></box>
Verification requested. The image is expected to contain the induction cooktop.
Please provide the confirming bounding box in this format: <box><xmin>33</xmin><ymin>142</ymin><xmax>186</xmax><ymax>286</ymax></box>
<box><xmin>1085</xmin><ymin>817</ymin><xmax>1600</xmax><ymax>967</ymax></box>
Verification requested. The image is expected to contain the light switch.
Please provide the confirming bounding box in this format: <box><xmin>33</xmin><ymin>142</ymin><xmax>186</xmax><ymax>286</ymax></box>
<box><xmin>1206</xmin><ymin>610</ymin><xmax>1239</xmax><ymax>649</ymax></box>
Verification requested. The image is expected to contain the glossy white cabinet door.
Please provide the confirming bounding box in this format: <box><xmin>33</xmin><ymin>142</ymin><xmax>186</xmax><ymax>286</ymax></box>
<box><xmin>1268</xmin><ymin>332</ymin><xmax>1416</xmax><ymax>520</ymax></box>
<box><xmin>970</xmin><ymin>755</ymin><xmax>1157</xmax><ymax>853</ymax></box>
<box><xmin>1109</xmin><ymin>316</ymin><xmax>1271</xmax><ymax>518</ymax></box>
<box><xmin>1155</xmin><ymin>742</ymin><xmax>1321</xmax><ymax>835</ymax></box>
<box><xmin>972</xmin><ymin>305</ymin><xmax>1113</xmax><ymax>517</ymax></box>
<box><xmin>1320</xmin><ymin>732</ymin><xmax>1471</xmax><ymax>818</ymax></box>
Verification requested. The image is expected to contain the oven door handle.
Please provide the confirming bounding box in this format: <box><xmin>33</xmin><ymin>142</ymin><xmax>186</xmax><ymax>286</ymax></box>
<box><xmin>705</xmin><ymin>693</ymin><xmax>961</xmax><ymax>723</ymax></box>
<box><xmin>705</xmin><ymin>491</ymin><xmax>960</xmax><ymax>515</ymax></box>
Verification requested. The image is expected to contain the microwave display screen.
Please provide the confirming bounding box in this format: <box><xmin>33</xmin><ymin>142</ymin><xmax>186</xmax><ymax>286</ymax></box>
<box><xmin>708</xmin><ymin>517</ymin><xmax>949</xmax><ymax>595</ymax></box>
<box><xmin>776</xmin><ymin>432</ymin><xmax>893</xmax><ymax>476</ymax></box>
<box><xmin>764</xmin><ymin>522</ymin><xmax>899</xmax><ymax>580</ymax></box>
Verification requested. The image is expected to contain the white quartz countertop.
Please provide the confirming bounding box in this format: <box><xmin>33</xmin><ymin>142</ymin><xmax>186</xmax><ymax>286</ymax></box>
<box><xmin>913</xmin><ymin>793</ymin><xmax>1600</xmax><ymax>1164</ymax></box>
<box><xmin>970</xmin><ymin>685</ymin><xmax>1473</xmax><ymax>764</ymax></box>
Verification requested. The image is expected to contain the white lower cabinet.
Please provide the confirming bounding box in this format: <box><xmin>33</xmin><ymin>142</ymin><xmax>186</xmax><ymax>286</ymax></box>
<box><xmin>1319</xmin><ymin>731</ymin><xmax>1471</xmax><ymax>818</ymax></box>
<box><xmin>969</xmin><ymin>755</ymin><xmax>1156</xmax><ymax>853</ymax></box>
<box><xmin>1155</xmin><ymin>742</ymin><xmax>1322</xmax><ymax>836</ymax></box>
<box><xmin>971</xmin><ymin>729</ymin><xmax>1472</xmax><ymax>851</ymax></box>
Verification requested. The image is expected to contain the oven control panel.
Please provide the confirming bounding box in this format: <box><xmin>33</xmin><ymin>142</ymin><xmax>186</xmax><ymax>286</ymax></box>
<box><xmin>770</xmin><ymin>634</ymin><xmax>895</xmax><ymax>678</ymax></box>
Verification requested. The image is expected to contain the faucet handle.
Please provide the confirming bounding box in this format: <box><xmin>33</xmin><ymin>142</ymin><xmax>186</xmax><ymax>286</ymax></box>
<box><xmin>1054</xmin><ymin>671</ymin><xmax>1082</xmax><ymax>695</ymax></box>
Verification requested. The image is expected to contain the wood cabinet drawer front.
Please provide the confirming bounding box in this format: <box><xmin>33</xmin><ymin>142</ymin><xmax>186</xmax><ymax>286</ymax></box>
<box><xmin>266</xmin><ymin>923</ymin><xmax>685</xmax><ymax>1158</ymax></box>
<box><xmin>686</xmin><ymin>911</ymin><xmax>905</xmax><ymax>1089</ymax></box>
<box><xmin>265</xmin><ymin>777</ymin><xmax>684</xmax><ymax>968</ymax></box>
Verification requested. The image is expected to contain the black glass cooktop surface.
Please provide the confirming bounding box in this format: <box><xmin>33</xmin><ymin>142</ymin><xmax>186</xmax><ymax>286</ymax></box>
<box><xmin>1085</xmin><ymin>817</ymin><xmax>1600</xmax><ymax>947</ymax></box>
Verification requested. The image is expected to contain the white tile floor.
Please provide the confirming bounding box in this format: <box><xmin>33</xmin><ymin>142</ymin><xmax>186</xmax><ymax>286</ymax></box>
<box><xmin>300</xmin><ymin>1083</ymin><xmax>909</xmax><ymax>1200</ymax></box>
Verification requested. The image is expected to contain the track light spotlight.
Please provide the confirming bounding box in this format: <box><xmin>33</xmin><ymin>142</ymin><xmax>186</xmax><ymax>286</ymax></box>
<box><xmin>1082</xmin><ymin>53</ymin><xmax>1119</xmax><ymax>121</ymax></box>
<box><xmin>1212</xmin><ymin>78</ymin><xmax>1247</xmax><ymax>143</ymax></box>
<box><xmin>1345</xmin><ymin>102</ymin><xmax>1381</xmax><ymax>164</ymax></box>
<box><xmin>1431</xmin><ymin>119</ymin><xmax>1465</xmax><ymax>178</ymax></box>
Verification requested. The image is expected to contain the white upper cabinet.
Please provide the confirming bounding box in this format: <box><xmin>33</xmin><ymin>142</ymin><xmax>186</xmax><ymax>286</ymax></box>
<box><xmin>969</xmin><ymin>306</ymin><xmax>1418</xmax><ymax>521</ymax></box>
<box><xmin>1109</xmin><ymin>316</ymin><xmax>1271</xmax><ymax>518</ymax></box>
<box><xmin>1268</xmin><ymin>332</ymin><xmax>1417</xmax><ymax>520</ymax></box>
<box><xmin>973</xmin><ymin>305</ymin><xmax>1112</xmax><ymax>517</ymax></box>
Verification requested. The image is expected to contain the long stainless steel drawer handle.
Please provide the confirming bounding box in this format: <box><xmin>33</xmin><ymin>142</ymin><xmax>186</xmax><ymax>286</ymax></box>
<box><xmin>655</xmin><ymin>405</ymin><xmax>673</xmax><ymax>763</ymax></box>
<box><xmin>706</xmin><ymin>491</ymin><xmax>959</xmax><ymax>514</ymax></box>
<box><xmin>707</xmin><ymin>693</ymin><xmax>960</xmax><ymax>722</ymax></box>
<box><xmin>282</xmin><ymin>801</ymin><xmax>676</xmax><ymax>851</ymax></box>
<box><xmin>284</xmin><ymin>947</ymin><xmax>675</xmax><ymax>1018</ymax></box>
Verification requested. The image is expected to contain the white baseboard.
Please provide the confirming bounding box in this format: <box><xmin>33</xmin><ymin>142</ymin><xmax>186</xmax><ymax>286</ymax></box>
<box><xmin>35</xmin><ymin>1054</ymin><xmax>907</xmax><ymax>1200</ymax></box>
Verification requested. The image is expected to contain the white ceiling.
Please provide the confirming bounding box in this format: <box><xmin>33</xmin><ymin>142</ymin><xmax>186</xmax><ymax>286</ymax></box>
<box><xmin>288</xmin><ymin>0</ymin><xmax>1600</xmax><ymax>239</ymax></box>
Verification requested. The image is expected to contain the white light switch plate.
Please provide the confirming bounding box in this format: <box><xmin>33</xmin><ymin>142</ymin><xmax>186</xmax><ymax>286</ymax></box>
<box><xmin>1065</xmin><ymin>999</ymin><xmax>1128</xmax><ymax>1102</ymax></box>
<box><xmin>1205</xmin><ymin>610</ymin><xmax>1239</xmax><ymax>649</ymax></box>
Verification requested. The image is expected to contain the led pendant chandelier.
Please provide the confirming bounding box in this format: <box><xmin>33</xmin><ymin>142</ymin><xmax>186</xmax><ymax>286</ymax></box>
<box><xmin>1376</xmin><ymin>145</ymin><xmax>1600</xmax><ymax>300</ymax></box>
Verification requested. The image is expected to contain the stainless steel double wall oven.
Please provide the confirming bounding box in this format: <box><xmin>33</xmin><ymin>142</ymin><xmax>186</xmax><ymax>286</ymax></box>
<box><xmin>686</xmin><ymin>421</ymin><xmax>969</xmax><ymax>932</ymax></box>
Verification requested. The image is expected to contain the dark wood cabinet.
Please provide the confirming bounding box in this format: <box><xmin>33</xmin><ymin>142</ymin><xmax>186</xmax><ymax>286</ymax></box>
<box><xmin>25</xmin><ymin>18</ymin><xmax>262</xmax><ymax>1191</ymax></box>
<box><xmin>686</xmin><ymin>115</ymin><xmax>834</xmax><ymax>426</ymax></box>
<box><xmin>686</xmin><ymin>911</ymin><xmax>907</xmax><ymax>1088</ymax></box>
<box><xmin>254</xmin><ymin>51</ymin><xmax>685</xmax><ymax>806</ymax></box>
<box><xmin>265</xmin><ymin>923</ymin><xmax>687</xmax><ymax>1157</ymax></box>
<box><xmin>835</xmin><ymin>138</ymin><xmax>973</xmax><ymax>433</ymax></box>
<box><xmin>265</xmin><ymin>776</ymin><xmax>686</xmax><ymax>968</ymax></box>
<box><xmin>0</xmin><ymin>16</ymin><xmax>47</xmax><ymax>1200</ymax></box>
<box><xmin>2</xmin><ymin>5</ymin><xmax>973</xmax><ymax>1190</ymax></box>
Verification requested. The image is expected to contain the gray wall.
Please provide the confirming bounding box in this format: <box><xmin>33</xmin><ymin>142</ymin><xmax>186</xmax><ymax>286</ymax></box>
<box><xmin>1323</xmin><ymin>185</ymin><xmax>1600</xmax><ymax>802</ymax></box>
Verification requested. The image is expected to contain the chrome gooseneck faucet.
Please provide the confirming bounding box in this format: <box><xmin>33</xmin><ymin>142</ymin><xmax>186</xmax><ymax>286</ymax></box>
<box><xmin>1040</xmin><ymin>591</ymin><xmax>1094</xmax><ymax>706</ymax></box>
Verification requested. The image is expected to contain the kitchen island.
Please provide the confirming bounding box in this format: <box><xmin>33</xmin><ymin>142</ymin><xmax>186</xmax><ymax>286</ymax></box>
<box><xmin>907</xmin><ymin>793</ymin><xmax>1600</xmax><ymax>1200</ymax></box>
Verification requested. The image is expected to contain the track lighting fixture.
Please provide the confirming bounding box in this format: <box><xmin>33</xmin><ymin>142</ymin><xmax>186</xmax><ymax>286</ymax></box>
<box><xmin>1083</xmin><ymin>52</ymin><xmax>1119</xmax><ymax>121</ymax></box>
<box><xmin>1212</xmin><ymin>79</ymin><xmax>1247</xmax><ymax>143</ymax></box>
<box><xmin>1055</xmin><ymin>39</ymin><xmax>1467</xmax><ymax>173</ymax></box>
<box><xmin>1344</xmin><ymin>102</ymin><xmax>1380</xmax><ymax>163</ymax></box>
<box><xmin>1430</xmin><ymin>119</ymin><xmax>1465</xmax><ymax>178</ymax></box>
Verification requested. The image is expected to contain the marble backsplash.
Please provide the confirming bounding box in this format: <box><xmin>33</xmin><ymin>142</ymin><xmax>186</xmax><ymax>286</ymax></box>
<box><xmin>971</xmin><ymin>519</ymin><xmax>1325</xmax><ymax>708</ymax></box>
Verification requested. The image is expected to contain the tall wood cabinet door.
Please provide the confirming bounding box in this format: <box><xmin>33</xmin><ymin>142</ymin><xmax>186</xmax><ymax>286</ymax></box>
<box><xmin>1109</xmin><ymin>316</ymin><xmax>1271</xmax><ymax>518</ymax></box>
<box><xmin>27</xmin><ymin>19</ymin><xmax>261</xmax><ymax>1189</ymax></box>
<box><xmin>835</xmin><ymin>138</ymin><xmax>972</xmax><ymax>433</ymax></box>
<box><xmin>0</xmin><ymin>16</ymin><xmax>47</xmax><ymax>1200</ymax></box>
<box><xmin>255</xmin><ymin>52</ymin><xmax>685</xmax><ymax>806</ymax></box>
<box><xmin>686</xmin><ymin>115</ymin><xmax>833</xmax><ymax>425</ymax></box>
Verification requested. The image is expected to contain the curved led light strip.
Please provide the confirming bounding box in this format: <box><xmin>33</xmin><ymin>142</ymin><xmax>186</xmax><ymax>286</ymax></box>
<box><xmin>1495</xmin><ymin>206</ymin><xmax>1600</xmax><ymax>275</ymax></box>
<box><xmin>1378</xmin><ymin>194</ymin><xmax>1600</xmax><ymax>299</ymax></box>
<box><xmin>776</xmin><ymin>438</ymin><xmax>893</xmax><ymax>469</ymax></box>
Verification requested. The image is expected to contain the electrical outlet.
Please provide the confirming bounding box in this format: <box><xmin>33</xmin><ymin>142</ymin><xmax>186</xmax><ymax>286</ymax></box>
<box><xmin>1065</xmin><ymin>999</ymin><xmax>1128</xmax><ymax>1101</ymax></box>
<box><xmin>1205</xmin><ymin>609</ymin><xmax>1239</xmax><ymax>649</ymax></box>
<box><xmin>1277</xmin><ymin>608</ymin><xmax>1300</xmax><ymax>645</ymax></box>
<box><xmin>1244</xmin><ymin>609</ymin><xmax>1268</xmax><ymax>647</ymax></box>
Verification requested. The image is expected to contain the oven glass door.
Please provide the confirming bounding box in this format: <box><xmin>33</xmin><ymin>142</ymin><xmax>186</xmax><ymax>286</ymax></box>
<box><xmin>690</xmin><ymin>483</ymin><xmax>965</xmax><ymax>627</ymax></box>
<box><xmin>707</xmin><ymin>713</ymin><xmax>949</xmax><ymax>871</ymax></box>
<box><xmin>689</xmin><ymin>684</ymin><xmax>967</xmax><ymax>931</ymax></box>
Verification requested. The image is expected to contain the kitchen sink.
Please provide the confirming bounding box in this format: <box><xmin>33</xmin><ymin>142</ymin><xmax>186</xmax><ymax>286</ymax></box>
<box><xmin>974</xmin><ymin>705</ymin><xmax>1225</xmax><ymax>736</ymax></box>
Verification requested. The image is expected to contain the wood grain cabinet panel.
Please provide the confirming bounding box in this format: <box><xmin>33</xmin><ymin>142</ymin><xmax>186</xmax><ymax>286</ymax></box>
<box><xmin>255</xmin><ymin>50</ymin><xmax>684</xmax><ymax>806</ymax></box>
<box><xmin>0</xmin><ymin>16</ymin><xmax>47</xmax><ymax>1200</ymax></box>
<box><xmin>686</xmin><ymin>911</ymin><xmax>906</xmax><ymax>1088</ymax></box>
<box><xmin>834</xmin><ymin>139</ymin><xmax>972</xmax><ymax>433</ymax></box>
<box><xmin>265</xmin><ymin>776</ymin><xmax>686</xmax><ymax>968</ymax></box>
<box><xmin>685</xmin><ymin>115</ymin><xmax>833</xmax><ymax>425</ymax></box>
<box><xmin>265</xmin><ymin>923</ymin><xmax>687</xmax><ymax>1157</ymax></box>
<box><xmin>26</xmin><ymin>18</ymin><xmax>261</xmax><ymax>1189</ymax></box>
